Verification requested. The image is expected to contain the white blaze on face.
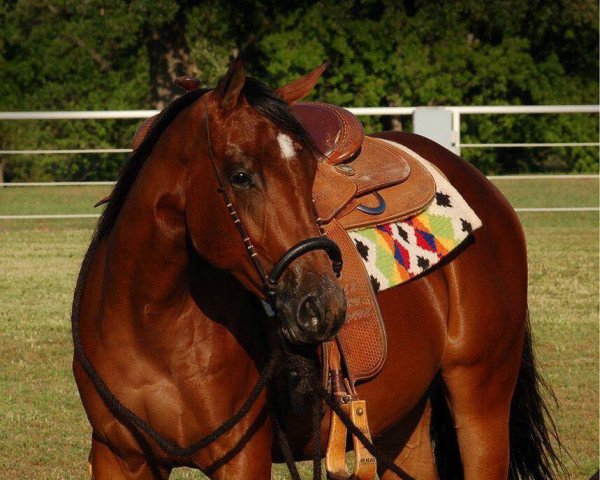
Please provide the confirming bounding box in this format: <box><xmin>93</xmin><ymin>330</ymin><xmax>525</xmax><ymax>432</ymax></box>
<box><xmin>277</xmin><ymin>133</ymin><xmax>296</xmax><ymax>160</ymax></box>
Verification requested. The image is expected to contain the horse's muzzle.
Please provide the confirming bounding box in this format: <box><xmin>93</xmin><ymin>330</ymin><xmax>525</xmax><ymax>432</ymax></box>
<box><xmin>265</xmin><ymin>236</ymin><xmax>343</xmax><ymax>302</ymax></box>
<box><xmin>269</xmin><ymin>237</ymin><xmax>346</xmax><ymax>345</ymax></box>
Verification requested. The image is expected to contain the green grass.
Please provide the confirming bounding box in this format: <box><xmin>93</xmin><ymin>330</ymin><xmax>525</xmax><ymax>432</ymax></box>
<box><xmin>491</xmin><ymin>177</ymin><xmax>599</xmax><ymax>208</ymax></box>
<box><xmin>0</xmin><ymin>178</ymin><xmax>598</xmax><ymax>479</ymax></box>
<box><xmin>0</xmin><ymin>177</ymin><xmax>598</xmax><ymax>216</ymax></box>
<box><xmin>0</xmin><ymin>185</ymin><xmax>111</xmax><ymax>216</ymax></box>
<box><xmin>520</xmin><ymin>211</ymin><xmax>599</xmax><ymax>477</ymax></box>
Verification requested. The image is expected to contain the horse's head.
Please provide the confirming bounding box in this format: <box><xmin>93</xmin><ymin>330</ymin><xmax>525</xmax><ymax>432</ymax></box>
<box><xmin>185</xmin><ymin>61</ymin><xmax>346</xmax><ymax>345</ymax></box>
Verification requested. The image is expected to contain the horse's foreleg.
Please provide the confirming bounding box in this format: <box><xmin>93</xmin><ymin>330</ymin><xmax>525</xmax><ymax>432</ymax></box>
<box><xmin>377</xmin><ymin>398</ymin><xmax>438</xmax><ymax>480</ymax></box>
<box><xmin>89</xmin><ymin>436</ymin><xmax>171</xmax><ymax>480</ymax></box>
<box><xmin>198</xmin><ymin>405</ymin><xmax>273</xmax><ymax>480</ymax></box>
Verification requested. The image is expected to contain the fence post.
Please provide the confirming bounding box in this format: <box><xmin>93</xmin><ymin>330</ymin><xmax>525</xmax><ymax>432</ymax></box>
<box><xmin>451</xmin><ymin>109</ymin><xmax>461</xmax><ymax>155</ymax></box>
<box><xmin>413</xmin><ymin>107</ymin><xmax>460</xmax><ymax>155</ymax></box>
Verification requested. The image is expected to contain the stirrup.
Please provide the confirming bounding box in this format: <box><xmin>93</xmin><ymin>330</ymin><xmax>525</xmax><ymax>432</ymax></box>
<box><xmin>323</xmin><ymin>341</ymin><xmax>377</xmax><ymax>480</ymax></box>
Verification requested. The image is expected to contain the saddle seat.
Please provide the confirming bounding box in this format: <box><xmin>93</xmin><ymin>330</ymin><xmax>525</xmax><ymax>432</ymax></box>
<box><xmin>291</xmin><ymin>102</ymin><xmax>365</xmax><ymax>165</ymax></box>
<box><xmin>292</xmin><ymin>102</ymin><xmax>436</xmax><ymax>232</ymax></box>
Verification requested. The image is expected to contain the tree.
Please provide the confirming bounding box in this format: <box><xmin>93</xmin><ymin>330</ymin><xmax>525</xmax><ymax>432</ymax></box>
<box><xmin>0</xmin><ymin>0</ymin><xmax>597</xmax><ymax>181</ymax></box>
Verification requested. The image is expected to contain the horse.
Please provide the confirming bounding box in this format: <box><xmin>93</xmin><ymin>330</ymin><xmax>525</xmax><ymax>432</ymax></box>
<box><xmin>72</xmin><ymin>60</ymin><xmax>562</xmax><ymax>479</ymax></box>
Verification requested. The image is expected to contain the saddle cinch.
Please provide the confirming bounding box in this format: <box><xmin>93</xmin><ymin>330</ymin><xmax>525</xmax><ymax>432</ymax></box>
<box><xmin>293</xmin><ymin>103</ymin><xmax>436</xmax><ymax>479</ymax></box>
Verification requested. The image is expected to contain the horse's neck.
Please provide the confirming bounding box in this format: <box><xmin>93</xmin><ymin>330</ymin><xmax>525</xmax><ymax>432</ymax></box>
<box><xmin>97</xmin><ymin>131</ymin><xmax>264</xmax><ymax>369</ymax></box>
<box><xmin>103</xmin><ymin>147</ymin><xmax>189</xmax><ymax>334</ymax></box>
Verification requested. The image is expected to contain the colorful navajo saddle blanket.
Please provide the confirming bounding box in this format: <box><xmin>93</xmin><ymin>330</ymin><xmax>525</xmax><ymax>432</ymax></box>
<box><xmin>349</xmin><ymin>153</ymin><xmax>482</xmax><ymax>293</ymax></box>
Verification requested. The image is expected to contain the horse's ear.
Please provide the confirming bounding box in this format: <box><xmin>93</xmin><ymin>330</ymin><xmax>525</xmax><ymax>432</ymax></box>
<box><xmin>275</xmin><ymin>62</ymin><xmax>329</xmax><ymax>104</ymax></box>
<box><xmin>216</xmin><ymin>59</ymin><xmax>246</xmax><ymax>112</ymax></box>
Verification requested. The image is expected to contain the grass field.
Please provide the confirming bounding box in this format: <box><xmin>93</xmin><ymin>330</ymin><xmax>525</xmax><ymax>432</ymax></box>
<box><xmin>0</xmin><ymin>178</ymin><xmax>598</xmax><ymax>479</ymax></box>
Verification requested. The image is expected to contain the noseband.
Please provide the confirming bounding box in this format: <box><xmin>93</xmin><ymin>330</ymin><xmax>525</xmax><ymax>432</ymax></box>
<box><xmin>204</xmin><ymin>107</ymin><xmax>343</xmax><ymax>307</ymax></box>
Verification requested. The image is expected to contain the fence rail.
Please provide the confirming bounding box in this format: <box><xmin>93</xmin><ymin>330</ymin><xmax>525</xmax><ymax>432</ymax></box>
<box><xmin>1</xmin><ymin>174</ymin><xmax>598</xmax><ymax>188</ymax></box>
<box><xmin>1</xmin><ymin>104</ymin><xmax>597</xmax><ymax>120</ymax></box>
<box><xmin>2</xmin><ymin>206</ymin><xmax>599</xmax><ymax>221</ymax></box>
<box><xmin>0</xmin><ymin>105</ymin><xmax>598</xmax><ymax>157</ymax></box>
<box><xmin>0</xmin><ymin>105</ymin><xmax>597</xmax><ymax>218</ymax></box>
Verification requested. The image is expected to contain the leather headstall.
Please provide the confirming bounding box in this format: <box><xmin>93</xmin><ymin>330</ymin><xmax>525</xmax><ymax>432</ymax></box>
<box><xmin>203</xmin><ymin>106</ymin><xmax>343</xmax><ymax>306</ymax></box>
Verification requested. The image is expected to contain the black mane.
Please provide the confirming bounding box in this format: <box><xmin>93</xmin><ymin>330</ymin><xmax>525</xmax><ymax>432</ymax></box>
<box><xmin>242</xmin><ymin>77</ymin><xmax>319</xmax><ymax>155</ymax></box>
<box><xmin>94</xmin><ymin>77</ymin><xmax>317</xmax><ymax>242</ymax></box>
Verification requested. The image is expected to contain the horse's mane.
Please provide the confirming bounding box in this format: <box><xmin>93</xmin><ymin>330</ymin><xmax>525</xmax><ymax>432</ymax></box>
<box><xmin>94</xmin><ymin>77</ymin><xmax>317</xmax><ymax>242</ymax></box>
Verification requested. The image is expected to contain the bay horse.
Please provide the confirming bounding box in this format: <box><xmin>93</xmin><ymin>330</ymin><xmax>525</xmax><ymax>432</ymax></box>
<box><xmin>72</xmin><ymin>60</ymin><xmax>562</xmax><ymax>479</ymax></box>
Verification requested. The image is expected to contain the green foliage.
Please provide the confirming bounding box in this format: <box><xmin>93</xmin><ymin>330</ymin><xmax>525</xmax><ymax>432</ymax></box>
<box><xmin>0</xmin><ymin>0</ymin><xmax>597</xmax><ymax>181</ymax></box>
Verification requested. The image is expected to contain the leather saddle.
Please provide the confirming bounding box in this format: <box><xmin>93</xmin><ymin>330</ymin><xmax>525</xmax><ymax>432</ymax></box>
<box><xmin>292</xmin><ymin>103</ymin><xmax>435</xmax><ymax>385</ymax></box>
<box><xmin>292</xmin><ymin>103</ymin><xmax>435</xmax><ymax>480</ymax></box>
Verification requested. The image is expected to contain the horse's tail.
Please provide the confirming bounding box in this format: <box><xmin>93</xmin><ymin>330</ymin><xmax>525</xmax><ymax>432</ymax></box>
<box><xmin>506</xmin><ymin>316</ymin><xmax>566</xmax><ymax>478</ymax></box>
<box><xmin>430</xmin><ymin>314</ymin><xmax>566</xmax><ymax>479</ymax></box>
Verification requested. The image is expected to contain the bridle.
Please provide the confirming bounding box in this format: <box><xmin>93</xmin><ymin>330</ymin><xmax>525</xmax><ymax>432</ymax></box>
<box><xmin>203</xmin><ymin>106</ymin><xmax>343</xmax><ymax>307</ymax></box>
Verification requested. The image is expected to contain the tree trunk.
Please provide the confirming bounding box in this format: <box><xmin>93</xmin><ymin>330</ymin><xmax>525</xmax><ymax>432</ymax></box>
<box><xmin>145</xmin><ymin>11</ymin><xmax>197</xmax><ymax>110</ymax></box>
<box><xmin>390</xmin><ymin>117</ymin><xmax>403</xmax><ymax>131</ymax></box>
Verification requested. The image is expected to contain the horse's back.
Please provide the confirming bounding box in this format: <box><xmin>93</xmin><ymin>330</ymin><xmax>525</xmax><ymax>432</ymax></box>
<box><xmin>373</xmin><ymin>131</ymin><xmax>527</xmax><ymax>257</ymax></box>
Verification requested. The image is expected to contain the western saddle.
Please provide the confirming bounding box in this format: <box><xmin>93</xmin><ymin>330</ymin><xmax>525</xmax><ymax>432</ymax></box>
<box><xmin>293</xmin><ymin>102</ymin><xmax>434</xmax><ymax>382</ymax></box>
<box><xmin>127</xmin><ymin>99</ymin><xmax>436</xmax><ymax>480</ymax></box>
<box><xmin>292</xmin><ymin>102</ymin><xmax>435</xmax><ymax>479</ymax></box>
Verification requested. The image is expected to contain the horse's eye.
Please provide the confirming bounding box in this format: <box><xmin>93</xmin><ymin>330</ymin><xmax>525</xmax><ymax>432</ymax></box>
<box><xmin>229</xmin><ymin>171</ymin><xmax>253</xmax><ymax>187</ymax></box>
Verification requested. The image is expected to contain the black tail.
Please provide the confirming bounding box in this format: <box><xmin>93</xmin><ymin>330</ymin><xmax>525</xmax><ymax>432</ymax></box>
<box><xmin>430</xmin><ymin>317</ymin><xmax>566</xmax><ymax>479</ymax></box>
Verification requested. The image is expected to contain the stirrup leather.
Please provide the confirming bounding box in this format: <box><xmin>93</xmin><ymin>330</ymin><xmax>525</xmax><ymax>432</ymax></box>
<box><xmin>324</xmin><ymin>341</ymin><xmax>377</xmax><ymax>480</ymax></box>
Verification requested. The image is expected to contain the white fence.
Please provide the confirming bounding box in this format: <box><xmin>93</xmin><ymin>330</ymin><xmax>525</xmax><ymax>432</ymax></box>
<box><xmin>1</xmin><ymin>104</ymin><xmax>598</xmax><ymax>158</ymax></box>
<box><xmin>0</xmin><ymin>105</ymin><xmax>598</xmax><ymax>219</ymax></box>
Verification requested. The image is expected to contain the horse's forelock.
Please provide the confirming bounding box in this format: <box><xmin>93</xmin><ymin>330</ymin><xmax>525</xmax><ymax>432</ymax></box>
<box><xmin>242</xmin><ymin>77</ymin><xmax>320</xmax><ymax>157</ymax></box>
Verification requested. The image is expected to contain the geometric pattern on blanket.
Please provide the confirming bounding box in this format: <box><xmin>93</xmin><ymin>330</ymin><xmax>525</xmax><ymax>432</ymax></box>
<box><xmin>349</xmin><ymin>153</ymin><xmax>482</xmax><ymax>293</ymax></box>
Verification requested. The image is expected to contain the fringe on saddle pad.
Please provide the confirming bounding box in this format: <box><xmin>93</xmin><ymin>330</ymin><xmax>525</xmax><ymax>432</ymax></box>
<box><xmin>350</xmin><ymin>146</ymin><xmax>482</xmax><ymax>293</ymax></box>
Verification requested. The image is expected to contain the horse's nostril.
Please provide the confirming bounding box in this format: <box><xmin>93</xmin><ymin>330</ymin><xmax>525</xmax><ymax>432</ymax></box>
<box><xmin>297</xmin><ymin>295</ymin><xmax>324</xmax><ymax>334</ymax></box>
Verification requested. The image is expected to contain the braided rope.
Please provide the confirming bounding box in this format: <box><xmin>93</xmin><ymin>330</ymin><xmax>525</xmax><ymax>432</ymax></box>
<box><xmin>311</xmin><ymin>391</ymin><xmax>323</xmax><ymax>479</ymax></box>
<box><xmin>271</xmin><ymin>413</ymin><xmax>302</xmax><ymax>480</ymax></box>
<box><xmin>73</xmin><ymin>319</ymin><xmax>282</xmax><ymax>458</ymax></box>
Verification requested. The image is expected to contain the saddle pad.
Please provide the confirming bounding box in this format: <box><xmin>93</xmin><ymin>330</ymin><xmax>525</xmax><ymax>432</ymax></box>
<box><xmin>349</xmin><ymin>142</ymin><xmax>482</xmax><ymax>293</ymax></box>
